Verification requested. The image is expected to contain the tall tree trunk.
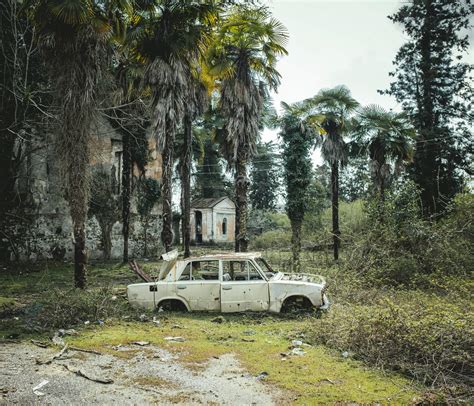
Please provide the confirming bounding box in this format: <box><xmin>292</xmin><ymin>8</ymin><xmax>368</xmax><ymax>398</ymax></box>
<box><xmin>380</xmin><ymin>177</ymin><xmax>385</xmax><ymax>202</ymax></box>
<box><xmin>143</xmin><ymin>218</ymin><xmax>148</xmax><ymax>257</ymax></box>
<box><xmin>122</xmin><ymin>132</ymin><xmax>131</xmax><ymax>262</ymax></box>
<box><xmin>179</xmin><ymin>167</ymin><xmax>185</xmax><ymax>249</ymax></box>
<box><xmin>234</xmin><ymin>171</ymin><xmax>240</xmax><ymax>252</ymax></box>
<box><xmin>331</xmin><ymin>161</ymin><xmax>340</xmax><ymax>261</ymax></box>
<box><xmin>73</xmin><ymin>222</ymin><xmax>87</xmax><ymax>289</ymax></box>
<box><xmin>69</xmin><ymin>143</ymin><xmax>89</xmax><ymax>289</ymax></box>
<box><xmin>161</xmin><ymin>123</ymin><xmax>174</xmax><ymax>253</ymax></box>
<box><xmin>182</xmin><ymin>115</ymin><xmax>192</xmax><ymax>258</ymax></box>
<box><xmin>417</xmin><ymin>0</ymin><xmax>437</xmax><ymax>215</ymax></box>
<box><xmin>235</xmin><ymin>154</ymin><xmax>249</xmax><ymax>252</ymax></box>
<box><xmin>101</xmin><ymin>222</ymin><xmax>112</xmax><ymax>261</ymax></box>
<box><xmin>290</xmin><ymin>219</ymin><xmax>302</xmax><ymax>272</ymax></box>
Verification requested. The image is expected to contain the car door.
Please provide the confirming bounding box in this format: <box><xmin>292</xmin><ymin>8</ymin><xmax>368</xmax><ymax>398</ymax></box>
<box><xmin>220</xmin><ymin>260</ymin><xmax>269</xmax><ymax>312</ymax></box>
<box><xmin>175</xmin><ymin>260</ymin><xmax>221</xmax><ymax>311</ymax></box>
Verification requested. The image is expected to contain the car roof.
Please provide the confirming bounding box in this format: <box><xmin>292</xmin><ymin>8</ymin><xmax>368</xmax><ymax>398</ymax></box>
<box><xmin>184</xmin><ymin>252</ymin><xmax>262</xmax><ymax>261</ymax></box>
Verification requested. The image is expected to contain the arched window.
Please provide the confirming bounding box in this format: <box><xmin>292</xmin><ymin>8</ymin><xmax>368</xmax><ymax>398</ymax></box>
<box><xmin>222</xmin><ymin>218</ymin><xmax>227</xmax><ymax>235</ymax></box>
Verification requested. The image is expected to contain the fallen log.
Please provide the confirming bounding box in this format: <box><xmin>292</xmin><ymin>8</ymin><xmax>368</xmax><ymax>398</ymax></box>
<box><xmin>36</xmin><ymin>344</ymin><xmax>68</xmax><ymax>365</ymax></box>
<box><xmin>62</xmin><ymin>364</ymin><xmax>113</xmax><ymax>384</ymax></box>
<box><xmin>129</xmin><ymin>260</ymin><xmax>153</xmax><ymax>282</ymax></box>
<box><xmin>69</xmin><ymin>346</ymin><xmax>102</xmax><ymax>355</ymax></box>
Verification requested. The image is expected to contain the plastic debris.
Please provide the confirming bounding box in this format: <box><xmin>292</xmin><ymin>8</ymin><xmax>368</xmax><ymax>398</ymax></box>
<box><xmin>132</xmin><ymin>341</ymin><xmax>150</xmax><ymax>346</ymax></box>
<box><xmin>58</xmin><ymin>329</ymin><xmax>78</xmax><ymax>337</ymax></box>
<box><xmin>291</xmin><ymin>347</ymin><xmax>306</xmax><ymax>356</ymax></box>
<box><xmin>291</xmin><ymin>340</ymin><xmax>303</xmax><ymax>347</ymax></box>
<box><xmin>52</xmin><ymin>334</ymin><xmax>65</xmax><ymax>347</ymax></box>
<box><xmin>256</xmin><ymin>371</ymin><xmax>269</xmax><ymax>380</ymax></box>
<box><xmin>341</xmin><ymin>351</ymin><xmax>349</xmax><ymax>358</ymax></box>
<box><xmin>152</xmin><ymin>316</ymin><xmax>160</xmax><ymax>325</ymax></box>
<box><xmin>164</xmin><ymin>336</ymin><xmax>185</xmax><ymax>342</ymax></box>
<box><xmin>84</xmin><ymin>321</ymin><xmax>90</xmax><ymax>325</ymax></box>
<box><xmin>139</xmin><ymin>314</ymin><xmax>149</xmax><ymax>322</ymax></box>
<box><xmin>32</xmin><ymin>380</ymin><xmax>49</xmax><ymax>396</ymax></box>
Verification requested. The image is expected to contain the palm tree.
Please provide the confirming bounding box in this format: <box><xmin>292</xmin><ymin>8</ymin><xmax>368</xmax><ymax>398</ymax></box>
<box><xmin>112</xmin><ymin>57</ymin><xmax>149</xmax><ymax>263</ymax></box>
<box><xmin>305</xmin><ymin>85</ymin><xmax>359</xmax><ymax>261</ymax></box>
<box><xmin>136</xmin><ymin>0</ymin><xmax>217</xmax><ymax>253</ymax></box>
<box><xmin>24</xmin><ymin>0</ymin><xmax>133</xmax><ymax>288</ymax></box>
<box><xmin>352</xmin><ymin>105</ymin><xmax>415</xmax><ymax>201</ymax></box>
<box><xmin>207</xmin><ymin>5</ymin><xmax>288</xmax><ymax>252</ymax></box>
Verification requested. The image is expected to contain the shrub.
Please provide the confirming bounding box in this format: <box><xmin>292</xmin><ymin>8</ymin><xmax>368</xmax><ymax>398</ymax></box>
<box><xmin>251</xmin><ymin>229</ymin><xmax>291</xmax><ymax>250</ymax></box>
<box><xmin>26</xmin><ymin>286</ymin><xmax>133</xmax><ymax>330</ymax></box>
<box><xmin>311</xmin><ymin>293</ymin><xmax>473</xmax><ymax>401</ymax></box>
<box><xmin>268</xmin><ymin>212</ymin><xmax>291</xmax><ymax>229</ymax></box>
<box><xmin>305</xmin><ymin>199</ymin><xmax>367</xmax><ymax>246</ymax></box>
<box><xmin>344</xmin><ymin>184</ymin><xmax>473</xmax><ymax>286</ymax></box>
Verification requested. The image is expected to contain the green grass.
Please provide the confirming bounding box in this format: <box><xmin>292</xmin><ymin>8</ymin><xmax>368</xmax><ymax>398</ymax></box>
<box><xmin>0</xmin><ymin>296</ymin><xmax>16</xmax><ymax>307</ymax></box>
<box><xmin>67</xmin><ymin>314</ymin><xmax>422</xmax><ymax>405</ymax></box>
<box><xmin>0</xmin><ymin>263</ymin><xmax>130</xmax><ymax>294</ymax></box>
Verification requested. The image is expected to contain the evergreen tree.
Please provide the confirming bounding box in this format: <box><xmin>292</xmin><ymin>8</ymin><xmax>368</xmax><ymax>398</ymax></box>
<box><xmin>279</xmin><ymin>102</ymin><xmax>315</xmax><ymax>272</ymax></box>
<box><xmin>382</xmin><ymin>0</ymin><xmax>473</xmax><ymax>216</ymax></box>
<box><xmin>249</xmin><ymin>142</ymin><xmax>281</xmax><ymax>211</ymax></box>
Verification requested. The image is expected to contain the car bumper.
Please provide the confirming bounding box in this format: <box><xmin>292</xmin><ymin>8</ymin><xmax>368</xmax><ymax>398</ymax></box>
<box><xmin>319</xmin><ymin>293</ymin><xmax>331</xmax><ymax>310</ymax></box>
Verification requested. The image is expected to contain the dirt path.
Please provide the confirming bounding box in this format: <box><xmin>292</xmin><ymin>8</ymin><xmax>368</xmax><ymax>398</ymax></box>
<box><xmin>0</xmin><ymin>343</ymin><xmax>283</xmax><ymax>405</ymax></box>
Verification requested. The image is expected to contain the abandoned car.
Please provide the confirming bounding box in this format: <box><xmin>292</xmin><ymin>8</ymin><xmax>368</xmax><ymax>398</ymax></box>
<box><xmin>127</xmin><ymin>251</ymin><xmax>330</xmax><ymax>313</ymax></box>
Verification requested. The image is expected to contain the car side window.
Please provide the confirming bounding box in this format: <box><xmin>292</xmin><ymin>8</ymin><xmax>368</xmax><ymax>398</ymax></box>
<box><xmin>179</xmin><ymin>263</ymin><xmax>191</xmax><ymax>280</ymax></box>
<box><xmin>222</xmin><ymin>261</ymin><xmax>263</xmax><ymax>281</ymax></box>
<box><xmin>191</xmin><ymin>260</ymin><xmax>219</xmax><ymax>280</ymax></box>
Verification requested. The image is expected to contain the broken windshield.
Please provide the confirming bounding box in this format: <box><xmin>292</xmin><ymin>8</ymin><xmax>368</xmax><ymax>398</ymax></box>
<box><xmin>255</xmin><ymin>257</ymin><xmax>278</xmax><ymax>279</ymax></box>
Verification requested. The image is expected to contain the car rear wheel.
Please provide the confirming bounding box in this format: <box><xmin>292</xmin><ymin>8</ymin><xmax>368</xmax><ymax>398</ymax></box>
<box><xmin>156</xmin><ymin>299</ymin><xmax>188</xmax><ymax>312</ymax></box>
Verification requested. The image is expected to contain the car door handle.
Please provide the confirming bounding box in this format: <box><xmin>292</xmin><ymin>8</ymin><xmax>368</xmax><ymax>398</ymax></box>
<box><xmin>177</xmin><ymin>285</ymin><xmax>187</xmax><ymax>290</ymax></box>
<box><xmin>222</xmin><ymin>286</ymin><xmax>232</xmax><ymax>290</ymax></box>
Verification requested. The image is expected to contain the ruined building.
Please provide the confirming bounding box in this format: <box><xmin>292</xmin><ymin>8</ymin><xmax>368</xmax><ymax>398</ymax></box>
<box><xmin>1</xmin><ymin>118</ymin><xmax>163</xmax><ymax>262</ymax></box>
<box><xmin>190</xmin><ymin>197</ymin><xmax>235</xmax><ymax>244</ymax></box>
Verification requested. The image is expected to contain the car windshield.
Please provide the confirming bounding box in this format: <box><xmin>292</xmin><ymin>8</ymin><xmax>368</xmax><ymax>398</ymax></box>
<box><xmin>255</xmin><ymin>258</ymin><xmax>278</xmax><ymax>279</ymax></box>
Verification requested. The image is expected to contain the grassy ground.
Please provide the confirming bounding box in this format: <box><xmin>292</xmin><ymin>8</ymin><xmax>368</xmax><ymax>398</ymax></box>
<box><xmin>0</xmin><ymin>250</ymin><xmax>470</xmax><ymax>404</ymax></box>
<box><xmin>67</xmin><ymin>316</ymin><xmax>420</xmax><ymax>404</ymax></box>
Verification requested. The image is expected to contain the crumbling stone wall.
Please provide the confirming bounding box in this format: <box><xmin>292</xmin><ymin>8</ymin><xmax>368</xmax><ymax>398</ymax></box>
<box><xmin>1</xmin><ymin>117</ymin><xmax>163</xmax><ymax>262</ymax></box>
<box><xmin>1</xmin><ymin>209</ymin><xmax>162</xmax><ymax>261</ymax></box>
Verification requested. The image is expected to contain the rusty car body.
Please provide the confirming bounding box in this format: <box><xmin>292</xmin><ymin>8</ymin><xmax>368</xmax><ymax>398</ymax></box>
<box><xmin>127</xmin><ymin>251</ymin><xmax>330</xmax><ymax>313</ymax></box>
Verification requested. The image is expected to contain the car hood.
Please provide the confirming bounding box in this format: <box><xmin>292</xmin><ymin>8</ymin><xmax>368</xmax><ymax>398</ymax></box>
<box><xmin>157</xmin><ymin>249</ymin><xmax>179</xmax><ymax>280</ymax></box>
<box><xmin>271</xmin><ymin>272</ymin><xmax>326</xmax><ymax>285</ymax></box>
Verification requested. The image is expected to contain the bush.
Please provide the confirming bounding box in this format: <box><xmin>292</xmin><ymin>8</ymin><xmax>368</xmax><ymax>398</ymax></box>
<box><xmin>26</xmin><ymin>287</ymin><xmax>133</xmax><ymax>330</ymax></box>
<box><xmin>311</xmin><ymin>293</ymin><xmax>473</xmax><ymax>402</ymax></box>
<box><xmin>344</xmin><ymin>184</ymin><xmax>474</xmax><ymax>286</ymax></box>
<box><xmin>251</xmin><ymin>229</ymin><xmax>291</xmax><ymax>250</ymax></box>
<box><xmin>268</xmin><ymin>212</ymin><xmax>291</xmax><ymax>229</ymax></box>
<box><xmin>304</xmin><ymin>199</ymin><xmax>367</xmax><ymax>246</ymax></box>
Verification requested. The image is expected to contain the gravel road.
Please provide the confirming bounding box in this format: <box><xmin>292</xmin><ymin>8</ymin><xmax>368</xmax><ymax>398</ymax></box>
<box><xmin>0</xmin><ymin>342</ymin><xmax>284</xmax><ymax>405</ymax></box>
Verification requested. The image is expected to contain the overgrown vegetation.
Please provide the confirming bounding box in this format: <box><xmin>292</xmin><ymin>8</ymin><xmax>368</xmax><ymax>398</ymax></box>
<box><xmin>312</xmin><ymin>292</ymin><xmax>473</xmax><ymax>402</ymax></box>
<box><xmin>1</xmin><ymin>1</ymin><xmax>473</xmax><ymax>404</ymax></box>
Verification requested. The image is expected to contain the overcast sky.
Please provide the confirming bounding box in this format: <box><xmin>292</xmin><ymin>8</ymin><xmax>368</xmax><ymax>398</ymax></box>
<box><xmin>266</xmin><ymin>0</ymin><xmax>406</xmax><ymax>108</ymax></box>
<box><xmin>262</xmin><ymin>0</ymin><xmax>407</xmax><ymax>155</ymax></box>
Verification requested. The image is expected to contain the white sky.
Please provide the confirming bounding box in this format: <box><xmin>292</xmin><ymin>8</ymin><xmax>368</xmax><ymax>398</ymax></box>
<box><xmin>262</xmin><ymin>0</ymin><xmax>408</xmax><ymax>162</ymax></box>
